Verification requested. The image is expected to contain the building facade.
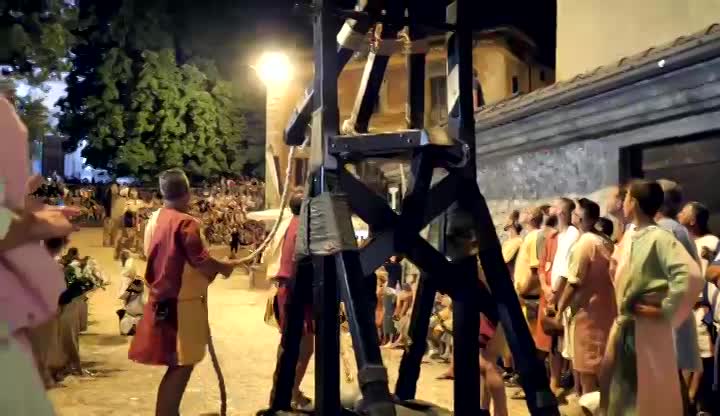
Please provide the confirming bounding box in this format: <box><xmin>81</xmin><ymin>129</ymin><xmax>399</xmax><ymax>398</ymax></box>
<box><xmin>264</xmin><ymin>27</ymin><xmax>554</xmax><ymax>207</ymax></box>
<box><xmin>476</xmin><ymin>13</ymin><xmax>720</xmax><ymax>235</ymax></box>
<box><xmin>556</xmin><ymin>0</ymin><xmax>720</xmax><ymax>81</ymax></box>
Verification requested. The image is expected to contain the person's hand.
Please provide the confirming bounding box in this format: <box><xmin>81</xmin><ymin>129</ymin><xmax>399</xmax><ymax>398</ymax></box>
<box><xmin>542</xmin><ymin>286</ymin><xmax>554</xmax><ymax>303</ymax></box>
<box><xmin>29</xmin><ymin>207</ymin><xmax>79</xmax><ymax>241</ymax></box>
<box><xmin>218</xmin><ymin>262</ymin><xmax>235</xmax><ymax>278</ymax></box>
<box><xmin>47</xmin><ymin>204</ymin><xmax>82</xmax><ymax>219</ymax></box>
<box><xmin>633</xmin><ymin>303</ymin><xmax>663</xmax><ymax>319</ymax></box>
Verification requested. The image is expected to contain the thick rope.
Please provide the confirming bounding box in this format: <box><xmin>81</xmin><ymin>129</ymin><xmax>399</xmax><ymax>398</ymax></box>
<box><xmin>233</xmin><ymin>145</ymin><xmax>299</xmax><ymax>264</ymax></box>
<box><xmin>207</xmin><ymin>334</ymin><xmax>228</xmax><ymax>416</ymax></box>
<box><xmin>210</xmin><ymin>145</ymin><xmax>299</xmax><ymax>415</ymax></box>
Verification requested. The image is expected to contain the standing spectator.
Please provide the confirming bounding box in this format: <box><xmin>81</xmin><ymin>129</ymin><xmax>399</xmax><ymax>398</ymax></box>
<box><xmin>515</xmin><ymin>207</ymin><xmax>543</xmax><ymax>329</ymax></box>
<box><xmin>229</xmin><ymin>227</ymin><xmax>240</xmax><ymax>258</ymax></box>
<box><xmin>385</xmin><ymin>283</ymin><xmax>415</xmax><ymax>350</ymax></box>
<box><xmin>604</xmin><ymin>185</ymin><xmax>627</xmax><ymax>243</ymax></box>
<box><xmin>602</xmin><ymin>179</ymin><xmax>703</xmax><ymax>416</ymax></box>
<box><xmin>380</xmin><ymin>256</ymin><xmax>402</xmax><ymax>347</ymax></box>
<box><xmin>679</xmin><ymin>201</ymin><xmax>719</xmax><ymax>414</ymax></box>
<box><xmin>549</xmin><ymin>198</ymin><xmax>580</xmax><ymax>385</ymax></box>
<box><xmin>680</xmin><ymin>202</ymin><xmax>720</xmax><ymax>276</ymax></box>
<box><xmin>552</xmin><ymin>198</ymin><xmax>616</xmax><ymax>395</ymax></box>
<box><xmin>655</xmin><ymin>179</ymin><xmax>702</xmax><ymax>413</ymax></box>
<box><xmin>501</xmin><ymin>210</ymin><xmax>523</xmax><ymax>278</ymax></box>
<box><xmin>535</xmin><ymin>207</ymin><xmax>560</xmax><ymax>391</ymax></box>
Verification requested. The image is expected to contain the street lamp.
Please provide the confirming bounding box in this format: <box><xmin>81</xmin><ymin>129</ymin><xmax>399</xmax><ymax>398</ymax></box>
<box><xmin>251</xmin><ymin>51</ymin><xmax>296</xmax><ymax>209</ymax></box>
<box><xmin>255</xmin><ymin>51</ymin><xmax>294</xmax><ymax>85</ymax></box>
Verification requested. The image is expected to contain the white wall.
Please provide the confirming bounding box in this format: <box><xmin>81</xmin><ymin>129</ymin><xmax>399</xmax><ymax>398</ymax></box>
<box><xmin>557</xmin><ymin>0</ymin><xmax>720</xmax><ymax>81</ymax></box>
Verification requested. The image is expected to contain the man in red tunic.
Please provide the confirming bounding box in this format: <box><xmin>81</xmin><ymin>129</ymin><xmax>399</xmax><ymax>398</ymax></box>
<box><xmin>128</xmin><ymin>169</ymin><xmax>244</xmax><ymax>416</ymax></box>
<box><xmin>271</xmin><ymin>192</ymin><xmax>315</xmax><ymax>410</ymax></box>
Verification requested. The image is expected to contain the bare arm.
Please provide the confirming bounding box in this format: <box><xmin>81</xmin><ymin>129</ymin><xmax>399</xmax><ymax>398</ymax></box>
<box><xmin>0</xmin><ymin>207</ymin><xmax>77</xmax><ymax>252</ymax></box>
<box><xmin>180</xmin><ymin>218</ymin><xmax>244</xmax><ymax>280</ymax></box>
<box><xmin>516</xmin><ymin>267</ymin><xmax>539</xmax><ymax>296</ymax></box>
<box><xmin>555</xmin><ymin>283</ymin><xmax>577</xmax><ymax>317</ymax></box>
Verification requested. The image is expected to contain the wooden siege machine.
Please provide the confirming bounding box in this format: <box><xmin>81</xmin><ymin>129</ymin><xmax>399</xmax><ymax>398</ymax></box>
<box><xmin>257</xmin><ymin>0</ymin><xmax>560</xmax><ymax>415</ymax></box>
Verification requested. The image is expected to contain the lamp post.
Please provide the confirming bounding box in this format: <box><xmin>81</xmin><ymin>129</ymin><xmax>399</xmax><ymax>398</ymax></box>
<box><xmin>253</xmin><ymin>52</ymin><xmax>296</xmax><ymax>209</ymax></box>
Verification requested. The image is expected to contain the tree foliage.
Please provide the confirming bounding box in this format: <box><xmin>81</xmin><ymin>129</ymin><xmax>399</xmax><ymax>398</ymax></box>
<box><xmin>57</xmin><ymin>0</ymin><xmax>261</xmax><ymax>182</ymax></box>
<box><xmin>17</xmin><ymin>94</ymin><xmax>50</xmax><ymax>141</ymax></box>
<box><xmin>0</xmin><ymin>0</ymin><xmax>77</xmax><ymax>83</ymax></box>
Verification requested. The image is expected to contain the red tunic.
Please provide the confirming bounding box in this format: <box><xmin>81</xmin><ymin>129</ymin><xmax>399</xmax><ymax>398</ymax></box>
<box><xmin>128</xmin><ymin>208</ymin><xmax>212</xmax><ymax>366</ymax></box>
<box><xmin>274</xmin><ymin>216</ymin><xmax>313</xmax><ymax>334</ymax></box>
<box><xmin>276</xmin><ymin>216</ymin><xmax>299</xmax><ymax>279</ymax></box>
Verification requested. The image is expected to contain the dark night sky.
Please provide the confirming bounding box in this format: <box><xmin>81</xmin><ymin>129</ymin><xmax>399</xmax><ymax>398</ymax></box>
<box><xmin>187</xmin><ymin>0</ymin><xmax>556</xmax><ymax>72</ymax></box>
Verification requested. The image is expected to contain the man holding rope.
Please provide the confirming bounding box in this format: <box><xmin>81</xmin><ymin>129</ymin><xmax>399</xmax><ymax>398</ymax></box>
<box><xmin>128</xmin><ymin>168</ymin><xmax>246</xmax><ymax>416</ymax></box>
<box><xmin>266</xmin><ymin>191</ymin><xmax>315</xmax><ymax>410</ymax></box>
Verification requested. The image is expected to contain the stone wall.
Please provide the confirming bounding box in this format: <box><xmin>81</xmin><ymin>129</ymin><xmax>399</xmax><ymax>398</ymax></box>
<box><xmin>476</xmin><ymin>139</ymin><xmax>618</xmax><ymax>239</ymax></box>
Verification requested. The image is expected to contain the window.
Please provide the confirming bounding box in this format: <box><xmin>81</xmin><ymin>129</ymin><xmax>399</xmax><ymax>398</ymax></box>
<box><xmin>539</xmin><ymin>70</ymin><xmax>546</xmax><ymax>82</ymax></box>
<box><xmin>511</xmin><ymin>76</ymin><xmax>520</xmax><ymax>94</ymax></box>
<box><xmin>294</xmin><ymin>158</ymin><xmax>308</xmax><ymax>187</ymax></box>
<box><xmin>273</xmin><ymin>155</ymin><xmax>282</xmax><ymax>189</ymax></box>
<box><xmin>430</xmin><ymin>76</ymin><xmax>447</xmax><ymax>111</ymax></box>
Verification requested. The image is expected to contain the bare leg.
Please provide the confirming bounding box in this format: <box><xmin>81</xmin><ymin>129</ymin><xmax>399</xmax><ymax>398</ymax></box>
<box><xmin>573</xmin><ymin>370</ymin><xmax>581</xmax><ymax>396</ymax></box>
<box><xmin>156</xmin><ymin>365</ymin><xmax>194</xmax><ymax>416</ymax></box>
<box><xmin>437</xmin><ymin>354</ymin><xmax>454</xmax><ymax>380</ymax></box>
<box><xmin>480</xmin><ymin>352</ymin><xmax>508</xmax><ymax>416</ymax></box>
<box><xmin>549</xmin><ymin>350</ymin><xmax>563</xmax><ymax>394</ymax></box>
<box><xmin>579</xmin><ymin>373</ymin><xmax>599</xmax><ymax>395</ymax></box>
<box><xmin>292</xmin><ymin>332</ymin><xmax>314</xmax><ymax>404</ymax></box>
<box><xmin>688</xmin><ymin>369</ymin><xmax>703</xmax><ymax>412</ymax></box>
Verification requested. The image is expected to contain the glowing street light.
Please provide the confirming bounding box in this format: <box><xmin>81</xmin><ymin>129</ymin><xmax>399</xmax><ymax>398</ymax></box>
<box><xmin>255</xmin><ymin>51</ymin><xmax>293</xmax><ymax>85</ymax></box>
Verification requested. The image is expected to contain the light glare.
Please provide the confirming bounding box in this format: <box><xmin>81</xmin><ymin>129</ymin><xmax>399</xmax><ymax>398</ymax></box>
<box><xmin>256</xmin><ymin>52</ymin><xmax>293</xmax><ymax>85</ymax></box>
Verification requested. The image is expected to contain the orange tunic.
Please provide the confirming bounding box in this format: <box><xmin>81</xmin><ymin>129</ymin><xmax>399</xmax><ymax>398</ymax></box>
<box><xmin>128</xmin><ymin>208</ymin><xmax>212</xmax><ymax>366</ymax></box>
<box><xmin>533</xmin><ymin>229</ymin><xmax>558</xmax><ymax>352</ymax></box>
<box><xmin>566</xmin><ymin>233</ymin><xmax>616</xmax><ymax>374</ymax></box>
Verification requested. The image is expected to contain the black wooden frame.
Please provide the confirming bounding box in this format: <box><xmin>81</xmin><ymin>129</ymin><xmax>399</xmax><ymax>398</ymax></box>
<box><xmin>257</xmin><ymin>1</ymin><xmax>559</xmax><ymax>415</ymax></box>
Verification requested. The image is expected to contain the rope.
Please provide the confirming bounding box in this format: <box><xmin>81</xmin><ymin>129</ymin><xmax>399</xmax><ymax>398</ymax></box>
<box><xmin>231</xmin><ymin>145</ymin><xmax>299</xmax><ymax>265</ymax></box>
<box><xmin>207</xmin><ymin>334</ymin><xmax>228</xmax><ymax>416</ymax></box>
<box><xmin>210</xmin><ymin>144</ymin><xmax>300</xmax><ymax>415</ymax></box>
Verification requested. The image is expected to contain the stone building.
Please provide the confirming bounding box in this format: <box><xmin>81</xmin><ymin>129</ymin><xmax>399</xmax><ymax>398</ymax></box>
<box><xmin>477</xmin><ymin>3</ymin><xmax>720</xmax><ymax>234</ymax></box>
<box><xmin>264</xmin><ymin>27</ymin><xmax>554</xmax><ymax>207</ymax></box>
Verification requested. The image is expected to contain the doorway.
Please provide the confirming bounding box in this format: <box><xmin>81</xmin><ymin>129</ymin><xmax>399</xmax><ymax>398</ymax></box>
<box><xmin>621</xmin><ymin>132</ymin><xmax>720</xmax><ymax>232</ymax></box>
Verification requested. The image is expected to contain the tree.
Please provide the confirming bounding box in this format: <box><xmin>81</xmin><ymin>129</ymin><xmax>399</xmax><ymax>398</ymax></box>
<box><xmin>17</xmin><ymin>94</ymin><xmax>50</xmax><ymax>141</ymax></box>
<box><xmin>58</xmin><ymin>0</ymin><xmax>259</xmax><ymax>181</ymax></box>
<box><xmin>0</xmin><ymin>0</ymin><xmax>77</xmax><ymax>83</ymax></box>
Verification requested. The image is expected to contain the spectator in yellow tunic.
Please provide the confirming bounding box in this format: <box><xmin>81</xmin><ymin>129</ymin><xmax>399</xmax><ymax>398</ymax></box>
<box><xmin>514</xmin><ymin>207</ymin><xmax>543</xmax><ymax>328</ymax></box>
<box><xmin>501</xmin><ymin>210</ymin><xmax>523</xmax><ymax>277</ymax></box>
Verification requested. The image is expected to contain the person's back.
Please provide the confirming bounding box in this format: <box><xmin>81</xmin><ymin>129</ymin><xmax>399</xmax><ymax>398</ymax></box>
<box><xmin>128</xmin><ymin>169</ymin><xmax>242</xmax><ymax>416</ymax></box>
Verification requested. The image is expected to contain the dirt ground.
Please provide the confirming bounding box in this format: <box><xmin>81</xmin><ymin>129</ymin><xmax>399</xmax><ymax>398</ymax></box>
<box><xmin>48</xmin><ymin>228</ymin><xmax>550</xmax><ymax>416</ymax></box>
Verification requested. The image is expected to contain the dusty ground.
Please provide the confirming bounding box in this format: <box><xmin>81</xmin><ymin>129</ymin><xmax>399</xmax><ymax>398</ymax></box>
<box><xmin>48</xmin><ymin>228</ymin><xmax>548</xmax><ymax>416</ymax></box>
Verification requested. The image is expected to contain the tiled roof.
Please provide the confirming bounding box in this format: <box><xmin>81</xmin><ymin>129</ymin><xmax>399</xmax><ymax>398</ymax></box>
<box><xmin>474</xmin><ymin>23</ymin><xmax>720</xmax><ymax>127</ymax></box>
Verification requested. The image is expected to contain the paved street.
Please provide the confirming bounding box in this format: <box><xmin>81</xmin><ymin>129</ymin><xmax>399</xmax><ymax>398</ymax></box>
<box><xmin>49</xmin><ymin>228</ymin><xmax>537</xmax><ymax>416</ymax></box>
